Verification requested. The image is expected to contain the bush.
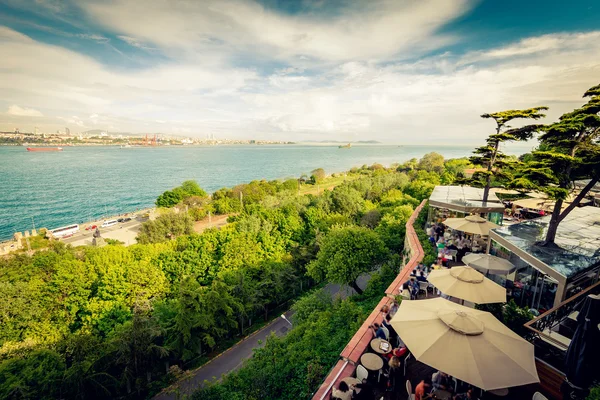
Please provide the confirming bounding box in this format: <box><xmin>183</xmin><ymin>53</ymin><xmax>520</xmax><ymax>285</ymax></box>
<box><xmin>137</xmin><ymin>212</ymin><xmax>194</xmax><ymax>244</ymax></box>
<box><xmin>156</xmin><ymin>180</ymin><xmax>207</xmax><ymax>208</ymax></box>
<box><xmin>310</xmin><ymin>168</ymin><xmax>326</xmax><ymax>184</ymax></box>
<box><xmin>188</xmin><ymin>206</ymin><xmax>208</xmax><ymax>221</ymax></box>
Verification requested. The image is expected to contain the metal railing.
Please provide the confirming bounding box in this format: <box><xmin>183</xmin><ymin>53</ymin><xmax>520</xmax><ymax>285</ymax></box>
<box><xmin>523</xmin><ymin>280</ymin><xmax>600</xmax><ymax>350</ymax></box>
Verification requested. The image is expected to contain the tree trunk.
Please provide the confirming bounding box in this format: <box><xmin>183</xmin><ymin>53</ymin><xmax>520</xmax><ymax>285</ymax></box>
<box><xmin>543</xmin><ymin>198</ymin><xmax>563</xmax><ymax>245</ymax></box>
<box><xmin>482</xmin><ymin>140</ymin><xmax>500</xmax><ymax>205</ymax></box>
<box><xmin>351</xmin><ymin>279</ymin><xmax>363</xmax><ymax>295</ymax></box>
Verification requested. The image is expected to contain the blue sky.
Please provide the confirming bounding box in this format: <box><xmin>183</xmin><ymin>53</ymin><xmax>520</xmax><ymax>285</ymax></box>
<box><xmin>0</xmin><ymin>0</ymin><xmax>599</xmax><ymax>143</ymax></box>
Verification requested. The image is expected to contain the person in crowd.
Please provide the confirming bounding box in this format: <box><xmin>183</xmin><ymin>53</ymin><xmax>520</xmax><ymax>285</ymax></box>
<box><xmin>387</xmin><ymin>355</ymin><xmax>403</xmax><ymax>391</ymax></box>
<box><xmin>332</xmin><ymin>381</ymin><xmax>353</xmax><ymax>400</ymax></box>
<box><xmin>447</xmin><ymin>241</ymin><xmax>458</xmax><ymax>251</ymax></box>
<box><xmin>415</xmin><ymin>378</ymin><xmax>432</xmax><ymax>400</ymax></box>
<box><xmin>432</xmin><ymin>371</ymin><xmax>451</xmax><ymax>391</ymax></box>
<box><xmin>370</xmin><ymin>322</ymin><xmax>387</xmax><ymax>340</ymax></box>
<box><xmin>380</xmin><ymin>304</ymin><xmax>390</xmax><ymax>315</ymax></box>
<box><xmin>353</xmin><ymin>379</ymin><xmax>374</xmax><ymax>400</ymax></box>
<box><xmin>416</xmin><ymin>270</ymin><xmax>428</xmax><ymax>283</ymax></box>
<box><xmin>382</xmin><ymin>313</ymin><xmax>397</xmax><ymax>342</ymax></box>
<box><xmin>429</xmin><ymin>234</ymin><xmax>437</xmax><ymax>246</ymax></box>
<box><xmin>409</xmin><ymin>277</ymin><xmax>419</xmax><ymax>300</ymax></box>
<box><xmin>389</xmin><ymin>300</ymin><xmax>399</xmax><ymax>317</ymax></box>
<box><xmin>435</xmin><ymin>224</ymin><xmax>444</xmax><ymax>241</ymax></box>
<box><xmin>401</xmin><ymin>282</ymin><xmax>412</xmax><ymax>300</ymax></box>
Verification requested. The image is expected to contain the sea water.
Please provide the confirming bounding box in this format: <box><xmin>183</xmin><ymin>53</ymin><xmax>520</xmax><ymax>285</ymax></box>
<box><xmin>0</xmin><ymin>144</ymin><xmax>531</xmax><ymax>241</ymax></box>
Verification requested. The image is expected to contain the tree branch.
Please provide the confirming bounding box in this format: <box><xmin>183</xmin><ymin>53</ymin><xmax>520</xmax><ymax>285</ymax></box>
<box><xmin>558</xmin><ymin>176</ymin><xmax>600</xmax><ymax>223</ymax></box>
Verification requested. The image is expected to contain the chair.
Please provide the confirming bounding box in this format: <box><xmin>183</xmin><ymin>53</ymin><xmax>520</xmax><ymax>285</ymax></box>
<box><xmin>356</xmin><ymin>364</ymin><xmax>369</xmax><ymax>383</ymax></box>
<box><xmin>403</xmin><ymin>353</ymin><xmax>411</xmax><ymax>376</ymax></box>
<box><xmin>532</xmin><ymin>392</ymin><xmax>549</xmax><ymax>400</ymax></box>
<box><xmin>380</xmin><ymin>326</ymin><xmax>390</xmax><ymax>341</ymax></box>
<box><xmin>419</xmin><ymin>281</ymin><xmax>430</xmax><ymax>297</ymax></box>
<box><xmin>451</xmin><ymin>376</ymin><xmax>459</xmax><ymax>393</ymax></box>
<box><xmin>406</xmin><ymin>380</ymin><xmax>416</xmax><ymax>400</ymax></box>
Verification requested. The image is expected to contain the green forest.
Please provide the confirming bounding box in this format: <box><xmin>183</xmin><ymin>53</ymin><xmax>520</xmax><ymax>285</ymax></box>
<box><xmin>0</xmin><ymin>154</ymin><xmax>466</xmax><ymax>400</ymax></box>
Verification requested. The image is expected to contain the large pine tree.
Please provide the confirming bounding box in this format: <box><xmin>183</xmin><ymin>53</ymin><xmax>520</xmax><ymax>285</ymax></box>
<box><xmin>468</xmin><ymin>107</ymin><xmax>548</xmax><ymax>204</ymax></box>
<box><xmin>512</xmin><ymin>84</ymin><xmax>600</xmax><ymax>245</ymax></box>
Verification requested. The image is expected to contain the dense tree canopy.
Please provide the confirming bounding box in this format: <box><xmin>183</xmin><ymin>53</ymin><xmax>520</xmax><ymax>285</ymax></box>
<box><xmin>0</xmin><ymin>155</ymin><xmax>466</xmax><ymax>400</ymax></box>
<box><xmin>511</xmin><ymin>84</ymin><xmax>600</xmax><ymax>244</ymax></box>
<box><xmin>156</xmin><ymin>180</ymin><xmax>208</xmax><ymax>208</ymax></box>
<box><xmin>307</xmin><ymin>225</ymin><xmax>387</xmax><ymax>294</ymax></box>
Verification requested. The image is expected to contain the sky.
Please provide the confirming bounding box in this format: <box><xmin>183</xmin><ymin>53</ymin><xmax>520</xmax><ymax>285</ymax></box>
<box><xmin>0</xmin><ymin>0</ymin><xmax>599</xmax><ymax>143</ymax></box>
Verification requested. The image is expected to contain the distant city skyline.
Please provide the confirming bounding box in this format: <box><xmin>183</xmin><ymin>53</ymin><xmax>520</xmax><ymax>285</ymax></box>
<box><xmin>0</xmin><ymin>0</ymin><xmax>599</xmax><ymax>143</ymax></box>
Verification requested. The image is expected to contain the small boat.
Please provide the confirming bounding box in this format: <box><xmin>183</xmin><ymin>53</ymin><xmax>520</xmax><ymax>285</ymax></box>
<box><xmin>120</xmin><ymin>144</ymin><xmax>132</xmax><ymax>148</ymax></box>
<box><xmin>338</xmin><ymin>143</ymin><xmax>351</xmax><ymax>149</ymax></box>
<box><xmin>26</xmin><ymin>147</ymin><xmax>63</xmax><ymax>152</ymax></box>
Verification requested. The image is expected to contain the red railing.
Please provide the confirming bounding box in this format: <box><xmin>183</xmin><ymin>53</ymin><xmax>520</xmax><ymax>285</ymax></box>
<box><xmin>312</xmin><ymin>200</ymin><xmax>426</xmax><ymax>400</ymax></box>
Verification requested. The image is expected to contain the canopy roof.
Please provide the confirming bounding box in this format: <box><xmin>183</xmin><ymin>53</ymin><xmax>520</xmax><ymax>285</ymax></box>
<box><xmin>429</xmin><ymin>186</ymin><xmax>505</xmax><ymax>214</ymax></box>
<box><xmin>490</xmin><ymin>207</ymin><xmax>600</xmax><ymax>280</ymax></box>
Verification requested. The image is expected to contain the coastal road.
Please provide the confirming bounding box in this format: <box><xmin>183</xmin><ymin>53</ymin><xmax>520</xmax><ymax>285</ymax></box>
<box><xmin>153</xmin><ymin>276</ymin><xmax>367</xmax><ymax>400</ymax></box>
<box><xmin>62</xmin><ymin>217</ymin><xmax>145</xmax><ymax>246</ymax></box>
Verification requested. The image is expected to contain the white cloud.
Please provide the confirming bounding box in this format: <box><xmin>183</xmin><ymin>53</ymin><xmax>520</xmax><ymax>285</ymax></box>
<box><xmin>76</xmin><ymin>33</ymin><xmax>109</xmax><ymax>42</ymax></box>
<box><xmin>1</xmin><ymin>7</ymin><xmax>599</xmax><ymax>143</ymax></box>
<box><xmin>7</xmin><ymin>105</ymin><xmax>43</xmax><ymax>117</ymax></box>
<box><xmin>117</xmin><ymin>35</ymin><xmax>154</xmax><ymax>50</ymax></box>
<box><xmin>84</xmin><ymin>0</ymin><xmax>471</xmax><ymax>62</ymax></box>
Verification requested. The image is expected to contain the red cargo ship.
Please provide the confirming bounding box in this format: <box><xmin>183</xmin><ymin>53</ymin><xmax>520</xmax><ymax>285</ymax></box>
<box><xmin>26</xmin><ymin>147</ymin><xmax>63</xmax><ymax>152</ymax></box>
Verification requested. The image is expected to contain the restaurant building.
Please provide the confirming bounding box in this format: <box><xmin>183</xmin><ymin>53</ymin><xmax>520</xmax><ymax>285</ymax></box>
<box><xmin>488</xmin><ymin>206</ymin><xmax>600</xmax><ymax>311</ymax></box>
<box><xmin>428</xmin><ymin>185</ymin><xmax>505</xmax><ymax>225</ymax></box>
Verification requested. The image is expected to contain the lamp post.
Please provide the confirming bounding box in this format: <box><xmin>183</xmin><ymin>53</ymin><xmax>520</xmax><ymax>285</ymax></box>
<box><xmin>280</xmin><ymin>314</ymin><xmax>292</xmax><ymax>327</ymax></box>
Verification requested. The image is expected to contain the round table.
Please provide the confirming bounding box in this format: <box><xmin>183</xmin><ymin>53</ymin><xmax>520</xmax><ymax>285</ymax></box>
<box><xmin>488</xmin><ymin>388</ymin><xmax>509</xmax><ymax>396</ymax></box>
<box><xmin>360</xmin><ymin>353</ymin><xmax>384</xmax><ymax>371</ymax></box>
<box><xmin>431</xmin><ymin>389</ymin><xmax>452</xmax><ymax>400</ymax></box>
<box><xmin>370</xmin><ymin>338</ymin><xmax>392</xmax><ymax>354</ymax></box>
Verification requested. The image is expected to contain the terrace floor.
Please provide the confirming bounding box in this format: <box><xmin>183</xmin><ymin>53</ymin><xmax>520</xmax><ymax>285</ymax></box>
<box><xmin>350</xmin><ymin>290</ymin><xmax>549</xmax><ymax>400</ymax></box>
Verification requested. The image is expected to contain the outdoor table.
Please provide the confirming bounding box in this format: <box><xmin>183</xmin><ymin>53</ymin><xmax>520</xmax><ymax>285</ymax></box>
<box><xmin>360</xmin><ymin>353</ymin><xmax>383</xmax><ymax>371</ymax></box>
<box><xmin>370</xmin><ymin>338</ymin><xmax>392</xmax><ymax>355</ymax></box>
<box><xmin>431</xmin><ymin>389</ymin><xmax>452</xmax><ymax>400</ymax></box>
<box><xmin>488</xmin><ymin>388</ymin><xmax>509</xmax><ymax>396</ymax></box>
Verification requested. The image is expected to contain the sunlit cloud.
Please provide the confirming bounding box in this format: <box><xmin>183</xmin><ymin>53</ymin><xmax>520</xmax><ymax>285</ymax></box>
<box><xmin>0</xmin><ymin>1</ymin><xmax>599</xmax><ymax>143</ymax></box>
<box><xmin>7</xmin><ymin>105</ymin><xmax>44</xmax><ymax>117</ymax></box>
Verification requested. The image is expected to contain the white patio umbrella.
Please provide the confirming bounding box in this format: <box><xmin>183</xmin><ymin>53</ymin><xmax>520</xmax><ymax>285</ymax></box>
<box><xmin>390</xmin><ymin>298</ymin><xmax>539</xmax><ymax>391</ymax></box>
<box><xmin>443</xmin><ymin>215</ymin><xmax>499</xmax><ymax>236</ymax></box>
<box><xmin>462</xmin><ymin>253</ymin><xmax>516</xmax><ymax>275</ymax></box>
<box><xmin>427</xmin><ymin>266</ymin><xmax>506</xmax><ymax>304</ymax></box>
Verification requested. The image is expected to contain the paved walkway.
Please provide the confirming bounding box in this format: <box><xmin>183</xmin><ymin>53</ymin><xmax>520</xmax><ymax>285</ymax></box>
<box><xmin>153</xmin><ymin>276</ymin><xmax>369</xmax><ymax>400</ymax></box>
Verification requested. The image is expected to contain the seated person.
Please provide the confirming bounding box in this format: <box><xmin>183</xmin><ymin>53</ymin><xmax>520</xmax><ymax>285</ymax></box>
<box><xmin>389</xmin><ymin>300</ymin><xmax>399</xmax><ymax>317</ymax></box>
<box><xmin>409</xmin><ymin>277</ymin><xmax>420</xmax><ymax>299</ymax></box>
<box><xmin>400</xmin><ymin>282</ymin><xmax>412</xmax><ymax>299</ymax></box>
<box><xmin>447</xmin><ymin>241</ymin><xmax>458</xmax><ymax>251</ymax></box>
<box><xmin>415</xmin><ymin>378</ymin><xmax>432</xmax><ymax>400</ymax></box>
<box><xmin>382</xmin><ymin>313</ymin><xmax>397</xmax><ymax>341</ymax></box>
<box><xmin>352</xmin><ymin>379</ymin><xmax>374</xmax><ymax>400</ymax></box>
<box><xmin>332</xmin><ymin>381</ymin><xmax>353</xmax><ymax>400</ymax></box>
<box><xmin>432</xmin><ymin>371</ymin><xmax>451</xmax><ymax>391</ymax></box>
<box><xmin>370</xmin><ymin>322</ymin><xmax>386</xmax><ymax>340</ymax></box>
<box><xmin>416</xmin><ymin>270</ymin><xmax>428</xmax><ymax>282</ymax></box>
